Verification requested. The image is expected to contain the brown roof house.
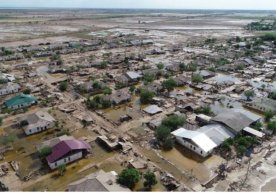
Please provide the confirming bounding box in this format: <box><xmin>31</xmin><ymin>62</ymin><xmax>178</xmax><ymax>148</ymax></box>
<box><xmin>104</xmin><ymin>88</ymin><xmax>131</xmax><ymax>105</ymax></box>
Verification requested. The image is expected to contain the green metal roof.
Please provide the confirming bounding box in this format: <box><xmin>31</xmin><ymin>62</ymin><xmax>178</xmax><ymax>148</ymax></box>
<box><xmin>4</xmin><ymin>94</ymin><xmax>37</xmax><ymax>107</ymax></box>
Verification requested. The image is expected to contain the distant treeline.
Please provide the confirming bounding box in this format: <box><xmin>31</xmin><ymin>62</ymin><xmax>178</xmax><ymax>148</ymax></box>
<box><xmin>246</xmin><ymin>19</ymin><xmax>276</xmax><ymax>31</ymax></box>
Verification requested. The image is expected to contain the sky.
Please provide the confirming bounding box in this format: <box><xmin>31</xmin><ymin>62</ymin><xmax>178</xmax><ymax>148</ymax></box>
<box><xmin>0</xmin><ymin>0</ymin><xmax>275</xmax><ymax>10</ymax></box>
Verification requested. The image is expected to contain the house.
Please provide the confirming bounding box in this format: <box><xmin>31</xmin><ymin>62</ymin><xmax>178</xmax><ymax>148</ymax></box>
<box><xmin>36</xmin><ymin>135</ymin><xmax>74</xmax><ymax>152</ymax></box>
<box><xmin>104</xmin><ymin>88</ymin><xmax>131</xmax><ymax>105</ymax></box>
<box><xmin>197</xmin><ymin>70</ymin><xmax>216</xmax><ymax>79</ymax></box>
<box><xmin>244</xmin><ymin>97</ymin><xmax>276</xmax><ymax>113</ymax></box>
<box><xmin>125</xmin><ymin>71</ymin><xmax>142</xmax><ymax>82</ymax></box>
<box><xmin>172</xmin><ymin>128</ymin><xmax>217</xmax><ymax>157</ymax></box>
<box><xmin>143</xmin><ymin>105</ymin><xmax>162</xmax><ymax>115</ymax></box>
<box><xmin>46</xmin><ymin>139</ymin><xmax>91</xmax><ymax>169</ymax></box>
<box><xmin>0</xmin><ymin>82</ymin><xmax>20</xmax><ymax>96</ymax></box>
<box><xmin>18</xmin><ymin>111</ymin><xmax>56</xmax><ymax>135</ymax></box>
<box><xmin>166</xmin><ymin>63</ymin><xmax>180</xmax><ymax>72</ymax></box>
<box><xmin>211</xmin><ymin>110</ymin><xmax>261</xmax><ymax>135</ymax></box>
<box><xmin>197</xmin><ymin>124</ymin><xmax>235</xmax><ymax>146</ymax></box>
<box><xmin>140</xmin><ymin>83</ymin><xmax>163</xmax><ymax>95</ymax></box>
<box><xmin>0</xmin><ymin>73</ymin><xmax>16</xmax><ymax>82</ymax></box>
<box><xmin>4</xmin><ymin>94</ymin><xmax>37</xmax><ymax>110</ymax></box>
<box><xmin>67</xmin><ymin>170</ymin><xmax>131</xmax><ymax>192</ymax></box>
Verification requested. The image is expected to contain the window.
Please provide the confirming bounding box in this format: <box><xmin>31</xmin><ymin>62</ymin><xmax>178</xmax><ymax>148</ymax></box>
<box><xmin>55</xmin><ymin>162</ymin><xmax>57</xmax><ymax>166</ymax></box>
<box><xmin>201</xmin><ymin>151</ymin><xmax>203</xmax><ymax>154</ymax></box>
<box><xmin>29</xmin><ymin>129</ymin><xmax>32</xmax><ymax>133</ymax></box>
<box><xmin>64</xmin><ymin>158</ymin><xmax>66</xmax><ymax>162</ymax></box>
<box><xmin>68</xmin><ymin>157</ymin><xmax>70</xmax><ymax>161</ymax></box>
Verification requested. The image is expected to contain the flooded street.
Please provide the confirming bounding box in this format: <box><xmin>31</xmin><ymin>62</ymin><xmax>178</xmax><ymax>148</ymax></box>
<box><xmin>261</xmin><ymin>178</ymin><xmax>276</xmax><ymax>192</ymax></box>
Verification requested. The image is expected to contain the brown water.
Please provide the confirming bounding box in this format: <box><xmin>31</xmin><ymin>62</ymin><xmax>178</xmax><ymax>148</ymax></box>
<box><xmin>136</xmin><ymin>146</ymin><xmax>195</xmax><ymax>189</ymax></box>
<box><xmin>103</xmin><ymin>95</ymin><xmax>143</xmax><ymax>122</ymax></box>
<box><xmin>160</xmin><ymin>145</ymin><xmax>212</xmax><ymax>184</ymax></box>
<box><xmin>262</xmin><ymin>178</ymin><xmax>276</xmax><ymax>192</ymax></box>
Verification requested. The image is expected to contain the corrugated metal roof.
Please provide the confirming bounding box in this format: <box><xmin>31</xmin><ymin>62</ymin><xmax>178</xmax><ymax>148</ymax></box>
<box><xmin>172</xmin><ymin>128</ymin><xmax>217</xmax><ymax>152</ymax></box>
<box><xmin>243</xmin><ymin>127</ymin><xmax>265</xmax><ymax>138</ymax></box>
<box><xmin>4</xmin><ymin>94</ymin><xmax>37</xmax><ymax>107</ymax></box>
<box><xmin>198</xmin><ymin>124</ymin><xmax>234</xmax><ymax>146</ymax></box>
<box><xmin>143</xmin><ymin>105</ymin><xmax>162</xmax><ymax>115</ymax></box>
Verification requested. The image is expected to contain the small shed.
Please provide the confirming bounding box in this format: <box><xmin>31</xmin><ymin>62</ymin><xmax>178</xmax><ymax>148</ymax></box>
<box><xmin>243</xmin><ymin>127</ymin><xmax>265</xmax><ymax>138</ymax></box>
<box><xmin>143</xmin><ymin>105</ymin><xmax>162</xmax><ymax>115</ymax></box>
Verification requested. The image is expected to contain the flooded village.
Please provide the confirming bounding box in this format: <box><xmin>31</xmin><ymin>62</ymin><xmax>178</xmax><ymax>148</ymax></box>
<box><xmin>0</xmin><ymin>8</ymin><xmax>276</xmax><ymax>192</ymax></box>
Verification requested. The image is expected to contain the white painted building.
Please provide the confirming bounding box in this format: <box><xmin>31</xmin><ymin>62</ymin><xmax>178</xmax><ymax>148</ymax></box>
<box><xmin>172</xmin><ymin>128</ymin><xmax>217</xmax><ymax>157</ymax></box>
<box><xmin>46</xmin><ymin>139</ymin><xmax>91</xmax><ymax>170</ymax></box>
<box><xmin>0</xmin><ymin>82</ymin><xmax>20</xmax><ymax>96</ymax></box>
<box><xmin>48</xmin><ymin>151</ymin><xmax>83</xmax><ymax>170</ymax></box>
<box><xmin>18</xmin><ymin>111</ymin><xmax>56</xmax><ymax>135</ymax></box>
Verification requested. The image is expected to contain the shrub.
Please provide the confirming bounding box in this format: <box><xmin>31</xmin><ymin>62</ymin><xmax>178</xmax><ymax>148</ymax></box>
<box><xmin>23</xmin><ymin>88</ymin><xmax>31</xmax><ymax>94</ymax></box>
<box><xmin>192</xmin><ymin>74</ymin><xmax>203</xmax><ymax>83</ymax></box>
<box><xmin>162</xmin><ymin>78</ymin><xmax>177</xmax><ymax>92</ymax></box>
<box><xmin>264</xmin><ymin>110</ymin><xmax>275</xmax><ymax>122</ymax></box>
<box><xmin>143</xmin><ymin>171</ymin><xmax>157</xmax><ymax>190</ymax></box>
<box><xmin>59</xmin><ymin>81</ymin><xmax>68</xmax><ymax>92</ymax></box>
<box><xmin>156</xmin><ymin>63</ymin><xmax>164</xmax><ymax>70</ymax></box>
<box><xmin>140</xmin><ymin>89</ymin><xmax>155</xmax><ymax>104</ymax></box>
<box><xmin>161</xmin><ymin>115</ymin><xmax>185</xmax><ymax>131</ymax></box>
<box><xmin>267</xmin><ymin>121</ymin><xmax>276</xmax><ymax>132</ymax></box>
<box><xmin>39</xmin><ymin>146</ymin><xmax>52</xmax><ymax>158</ymax></box>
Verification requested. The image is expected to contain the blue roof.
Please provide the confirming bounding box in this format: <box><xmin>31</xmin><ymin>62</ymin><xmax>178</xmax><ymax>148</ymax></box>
<box><xmin>4</xmin><ymin>94</ymin><xmax>37</xmax><ymax>107</ymax></box>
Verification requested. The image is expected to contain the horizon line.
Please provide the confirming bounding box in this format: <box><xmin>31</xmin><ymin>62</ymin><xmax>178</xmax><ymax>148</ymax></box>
<box><xmin>0</xmin><ymin>7</ymin><xmax>276</xmax><ymax>11</ymax></box>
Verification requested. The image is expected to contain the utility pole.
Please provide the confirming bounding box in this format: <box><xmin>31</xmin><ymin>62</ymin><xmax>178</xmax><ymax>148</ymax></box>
<box><xmin>239</xmin><ymin>158</ymin><xmax>252</xmax><ymax>191</ymax></box>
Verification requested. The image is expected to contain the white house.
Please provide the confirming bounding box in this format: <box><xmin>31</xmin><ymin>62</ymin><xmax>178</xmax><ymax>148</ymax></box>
<box><xmin>18</xmin><ymin>111</ymin><xmax>56</xmax><ymax>135</ymax></box>
<box><xmin>46</xmin><ymin>139</ymin><xmax>91</xmax><ymax>169</ymax></box>
<box><xmin>171</xmin><ymin>128</ymin><xmax>217</xmax><ymax>157</ymax></box>
<box><xmin>0</xmin><ymin>82</ymin><xmax>20</xmax><ymax>96</ymax></box>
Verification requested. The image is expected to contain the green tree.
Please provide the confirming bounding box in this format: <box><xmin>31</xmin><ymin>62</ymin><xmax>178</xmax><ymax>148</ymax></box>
<box><xmin>269</xmin><ymin>92</ymin><xmax>276</xmax><ymax>100</ymax></box>
<box><xmin>162</xmin><ymin>78</ymin><xmax>177</xmax><ymax>92</ymax></box>
<box><xmin>0</xmin><ymin>117</ymin><xmax>2</xmax><ymax>126</ymax></box>
<box><xmin>117</xmin><ymin>168</ymin><xmax>140</xmax><ymax>189</ymax></box>
<box><xmin>192</xmin><ymin>74</ymin><xmax>203</xmax><ymax>83</ymax></box>
<box><xmin>58</xmin><ymin>164</ymin><xmax>66</xmax><ymax>176</ymax></box>
<box><xmin>155</xmin><ymin>125</ymin><xmax>175</xmax><ymax>150</ymax></box>
<box><xmin>162</xmin><ymin>115</ymin><xmax>185</xmax><ymax>130</ymax></box>
<box><xmin>267</xmin><ymin>121</ymin><xmax>276</xmax><ymax>133</ymax></box>
<box><xmin>92</xmin><ymin>81</ymin><xmax>102</xmax><ymax>90</ymax></box>
<box><xmin>143</xmin><ymin>73</ymin><xmax>156</xmax><ymax>83</ymax></box>
<box><xmin>140</xmin><ymin>89</ymin><xmax>155</xmax><ymax>104</ymax></box>
<box><xmin>129</xmin><ymin>85</ymin><xmax>136</xmax><ymax>93</ymax></box>
<box><xmin>156</xmin><ymin>63</ymin><xmax>164</xmax><ymax>70</ymax></box>
<box><xmin>195</xmin><ymin>105</ymin><xmax>213</xmax><ymax>116</ymax></box>
<box><xmin>99</xmin><ymin>61</ymin><xmax>108</xmax><ymax>69</ymax></box>
<box><xmin>23</xmin><ymin>88</ymin><xmax>31</xmax><ymax>94</ymax></box>
<box><xmin>103</xmin><ymin>86</ymin><xmax>112</xmax><ymax>95</ymax></box>
<box><xmin>264</xmin><ymin>110</ymin><xmax>275</xmax><ymax>122</ymax></box>
<box><xmin>59</xmin><ymin>81</ymin><xmax>68</xmax><ymax>92</ymax></box>
<box><xmin>39</xmin><ymin>146</ymin><xmax>52</xmax><ymax>158</ymax></box>
<box><xmin>143</xmin><ymin>171</ymin><xmax>157</xmax><ymax>190</ymax></box>
<box><xmin>244</xmin><ymin>90</ymin><xmax>255</xmax><ymax>101</ymax></box>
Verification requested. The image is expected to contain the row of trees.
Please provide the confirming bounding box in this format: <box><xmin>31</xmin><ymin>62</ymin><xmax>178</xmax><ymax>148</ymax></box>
<box><xmin>117</xmin><ymin>168</ymin><xmax>157</xmax><ymax>190</ymax></box>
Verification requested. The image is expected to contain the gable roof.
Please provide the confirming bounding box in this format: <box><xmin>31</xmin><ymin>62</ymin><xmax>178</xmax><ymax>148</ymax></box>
<box><xmin>46</xmin><ymin>139</ymin><xmax>91</xmax><ymax>163</ymax></box>
<box><xmin>172</xmin><ymin>128</ymin><xmax>217</xmax><ymax>152</ymax></box>
<box><xmin>67</xmin><ymin>170</ymin><xmax>130</xmax><ymax>192</ymax></box>
<box><xmin>211</xmin><ymin>111</ymin><xmax>254</xmax><ymax>133</ymax></box>
<box><xmin>4</xmin><ymin>94</ymin><xmax>37</xmax><ymax>107</ymax></box>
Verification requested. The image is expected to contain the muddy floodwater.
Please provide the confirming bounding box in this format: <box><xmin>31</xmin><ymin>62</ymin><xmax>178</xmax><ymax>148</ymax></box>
<box><xmin>261</xmin><ymin>178</ymin><xmax>276</xmax><ymax>192</ymax></box>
